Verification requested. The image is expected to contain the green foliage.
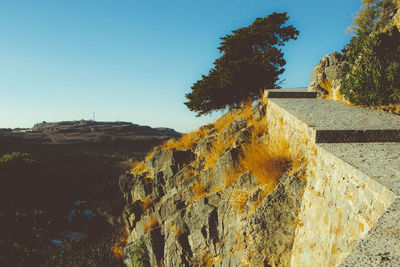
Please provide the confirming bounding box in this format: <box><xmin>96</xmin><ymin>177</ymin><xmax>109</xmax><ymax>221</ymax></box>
<box><xmin>129</xmin><ymin>240</ymin><xmax>150</xmax><ymax>267</ymax></box>
<box><xmin>185</xmin><ymin>12</ymin><xmax>299</xmax><ymax>116</ymax></box>
<box><xmin>350</xmin><ymin>0</ymin><xmax>382</xmax><ymax>37</ymax></box>
<box><xmin>340</xmin><ymin>0</ymin><xmax>400</xmax><ymax>106</ymax></box>
<box><xmin>0</xmin><ymin>151</ymin><xmax>35</xmax><ymax>173</ymax></box>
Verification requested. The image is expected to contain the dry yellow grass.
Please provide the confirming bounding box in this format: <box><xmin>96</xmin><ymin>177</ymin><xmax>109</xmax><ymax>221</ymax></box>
<box><xmin>192</xmin><ymin>181</ymin><xmax>206</xmax><ymax>201</ymax></box>
<box><xmin>319</xmin><ymin>79</ymin><xmax>333</xmax><ymax>98</ymax></box>
<box><xmin>229</xmin><ymin>189</ymin><xmax>249</xmax><ymax>213</ymax></box>
<box><xmin>140</xmin><ymin>197</ymin><xmax>155</xmax><ymax>212</ymax></box>
<box><xmin>161</xmin><ymin>126</ymin><xmax>209</xmax><ymax>151</ymax></box>
<box><xmin>214</xmin><ymin>109</ymin><xmax>238</xmax><ymax>132</ymax></box>
<box><xmin>203</xmin><ymin>136</ymin><xmax>236</xmax><ymax>170</ymax></box>
<box><xmin>143</xmin><ymin>215</ymin><xmax>158</xmax><ymax>233</ymax></box>
<box><xmin>167</xmin><ymin>221</ymin><xmax>182</xmax><ymax>236</ymax></box>
<box><xmin>223</xmin><ymin>165</ymin><xmax>243</xmax><ymax>187</ymax></box>
<box><xmin>111</xmin><ymin>227</ymin><xmax>128</xmax><ymax>260</ymax></box>
<box><xmin>238</xmin><ymin>133</ymin><xmax>291</xmax><ymax>196</ymax></box>
<box><xmin>131</xmin><ymin>160</ymin><xmax>149</xmax><ymax>175</ymax></box>
<box><xmin>183</xmin><ymin>168</ymin><xmax>194</xmax><ymax>179</ymax></box>
<box><xmin>237</xmin><ymin>99</ymin><xmax>253</xmax><ymax>120</ymax></box>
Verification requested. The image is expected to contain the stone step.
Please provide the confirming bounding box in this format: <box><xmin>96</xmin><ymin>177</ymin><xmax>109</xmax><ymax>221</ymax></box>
<box><xmin>268</xmin><ymin>98</ymin><xmax>400</xmax><ymax>143</ymax></box>
<box><xmin>265</xmin><ymin>87</ymin><xmax>317</xmax><ymax>98</ymax></box>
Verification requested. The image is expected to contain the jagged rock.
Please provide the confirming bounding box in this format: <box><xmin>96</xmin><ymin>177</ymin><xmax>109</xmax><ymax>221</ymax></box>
<box><xmin>142</xmin><ymin>227</ymin><xmax>164</xmax><ymax>266</ymax></box>
<box><xmin>121</xmin><ymin>98</ymin><xmax>307</xmax><ymax>266</ymax></box>
<box><xmin>123</xmin><ymin>200</ymin><xmax>145</xmax><ymax>229</ymax></box>
<box><xmin>146</xmin><ymin>149</ymin><xmax>194</xmax><ymax>180</ymax></box>
<box><xmin>164</xmin><ymin>210</ymin><xmax>193</xmax><ymax>266</ymax></box>
<box><xmin>308</xmin><ymin>52</ymin><xmax>344</xmax><ymax>100</ymax></box>
<box><xmin>245</xmin><ymin>172</ymin><xmax>306</xmax><ymax>266</ymax></box>
<box><xmin>251</xmin><ymin>99</ymin><xmax>267</xmax><ymax>120</ymax></box>
<box><xmin>222</xmin><ymin>118</ymin><xmax>248</xmax><ymax>139</ymax></box>
<box><xmin>230</xmin><ymin>172</ymin><xmax>259</xmax><ymax>190</ymax></box>
<box><xmin>131</xmin><ymin>176</ymin><xmax>153</xmax><ymax>201</ymax></box>
<box><xmin>194</xmin><ymin>138</ymin><xmax>213</xmax><ymax>158</ymax></box>
<box><xmin>232</xmin><ymin>127</ymin><xmax>252</xmax><ymax>148</ymax></box>
<box><xmin>155</xmin><ymin>189</ymin><xmax>186</xmax><ymax>224</ymax></box>
<box><xmin>212</xmin><ymin>147</ymin><xmax>241</xmax><ymax>188</ymax></box>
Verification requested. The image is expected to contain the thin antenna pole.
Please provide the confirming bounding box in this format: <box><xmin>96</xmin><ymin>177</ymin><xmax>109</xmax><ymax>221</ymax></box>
<box><xmin>93</xmin><ymin>112</ymin><xmax>95</xmax><ymax>121</ymax></box>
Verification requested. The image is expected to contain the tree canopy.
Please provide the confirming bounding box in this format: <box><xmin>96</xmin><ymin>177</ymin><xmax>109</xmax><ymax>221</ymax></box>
<box><xmin>184</xmin><ymin>12</ymin><xmax>299</xmax><ymax>116</ymax></box>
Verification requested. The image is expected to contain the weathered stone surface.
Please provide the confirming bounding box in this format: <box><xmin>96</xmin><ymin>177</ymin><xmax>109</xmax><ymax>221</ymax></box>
<box><xmin>212</xmin><ymin>148</ymin><xmax>241</xmax><ymax>188</ymax></box>
<box><xmin>308</xmin><ymin>52</ymin><xmax>344</xmax><ymax>100</ymax></box>
<box><xmin>221</xmin><ymin>119</ymin><xmax>247</xmax><ymax>141</ymax></box>
<box><xmin>146</xmin><ymin>149</ymin><xmax>194</xmax><ymax>178</ymax></box>
<box><xmin>246</xmin><ymin>172</ymin><xmax>306</xmax><ymax>266</ymax></box>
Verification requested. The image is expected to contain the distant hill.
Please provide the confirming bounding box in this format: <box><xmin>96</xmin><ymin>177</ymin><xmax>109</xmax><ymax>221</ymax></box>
<box><xmin>0</xmin><ymin>120</ymin><xmax>180</xmax><ymax>146</ymax></box>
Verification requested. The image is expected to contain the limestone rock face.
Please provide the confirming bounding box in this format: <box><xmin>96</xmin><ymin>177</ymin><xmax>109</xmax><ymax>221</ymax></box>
<box><xmin>119</xmin><ymin>99</ymin><xmax>307</xmax><ymax>266</ymax></box>
<box><xmin>308</xmin><ymin>52</ymin><xmax>344</xmax><ymax>100</ymax></box>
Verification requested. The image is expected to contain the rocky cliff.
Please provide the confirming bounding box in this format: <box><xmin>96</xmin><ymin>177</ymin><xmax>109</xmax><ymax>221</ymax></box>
<box><xmin>308</xmin><ymin>0</ymin><xmax>400</xmax><ymax>107</ymax></box>
<box><xmin>118</xmin><ymin>99</ymin><xmax>306</xmax><ymax>266</ymax></box>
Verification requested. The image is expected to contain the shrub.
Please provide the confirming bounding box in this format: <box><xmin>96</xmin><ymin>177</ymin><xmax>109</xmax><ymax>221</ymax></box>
<box><xmin>239</xmin><ymin>135</ymin><xmax>291</xmax><ymax>195</ymax></box>
<box><xmin>340</xmin><ymin>0</ymin><xmax>400</xmax><ymax>106</ymax></box>
<box><xmin>0</xmin><ymin>151</ymin><xmax>36</xmax><ymax>173</ymax></box>
<box><xmin>341</xmin><ymin>33</ymin><xmax>400</xmax><ymax>106</ymax></box>
<box><xmin>129</xmin><ymin>240</ymin><xmax>149</xmax><ymax>267</ymax></box>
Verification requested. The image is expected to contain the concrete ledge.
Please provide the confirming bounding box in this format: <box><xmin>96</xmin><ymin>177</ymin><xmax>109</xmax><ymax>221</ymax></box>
<box><xmin>265</xmin><ymin>87</ymin><xmax>318</xmax><ymax>98</ymax></box>
<box><xmin>316</xmin><ymin>129</ymin><xmax>400</xmax><ymax>143</ymax></box>
<box><xmin>319</xmin><ymin>143</ymin><xmax>400</xmax><ymax>196</ymax></box>
<box><xmin>268</xmin><ymin>98</ymin><xmax>400</xmax><ymax>143</ymax></box>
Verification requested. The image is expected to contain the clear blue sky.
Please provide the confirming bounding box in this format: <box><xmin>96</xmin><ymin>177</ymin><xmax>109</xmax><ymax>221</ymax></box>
<box><xmin>0</xmin><ymin>0</ymin><xmax>361</xmax><ymax>132</ymax></box>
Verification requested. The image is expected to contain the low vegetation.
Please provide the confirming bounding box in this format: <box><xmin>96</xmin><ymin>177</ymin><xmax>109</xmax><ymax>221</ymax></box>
<box><xmin>340</xmin><ymin>0</ymin><xmax>400</xmax><ymax>107</ymax></box>
<box><xmin>132</xmin><ymin>94</ymin><xmax>302</xmax><ymax>211</ymax></box>
<box><xmin>122</xmin><ymin>93</ymin><xmax>307</xmax><ymax>265</ymax></box>
<box><xmin>129</xmin><ymin>240</ymin><xmax>149</xmax><ymax>267</ymax></box>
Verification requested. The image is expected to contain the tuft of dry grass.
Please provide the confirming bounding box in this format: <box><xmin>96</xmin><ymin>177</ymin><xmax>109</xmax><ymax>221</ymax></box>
<box><xmin>140</xmin><ymin>197</ymin><xmax>155</xmax><ymax>212</ymax></box>
<box><xmin>183</xmin><ymin>167</ymin><xmax>195</xmax><ymax>179</ymax></box>
<box><xmin>229</xmin><ymin>189</ymin><xmax>249</xmax><ymax>213</ymax></box>
<box><xmin>238</xmin><ymin>133</ymin><xmax>291</xmax><ymax>196</ymax></box>
<box><xmin>143</xmin><ymin>215</ymin><xmax>158</xmax><ymax>233</ymax></box>
<box><xmin>320</xmin><ymin>79</ymin><xmax>333</xmax><ymax>98</ymax></box>
<box><xmin>131</xmin><ymin>160</ymin><xmax>149</xmax><ymax>176</ymax></box>
<box><xmin>161</xmin><ymin>127</ymin><xmax>209</xmax><ymax>151</ymax></box>
<box><xmin>203</xmin><ymin>136</ymin><xmax>236</xmax><ymax>170</ymax></box>
<box><xmin>214</xmin><ymin>109</ymin><xmax>238</xmax><ymax>132</ymax></box>
<box><xmin>167</xmin><ymin>222</ymin><xmax>182</xmax><ymax>236</ymax></box>
<box><xmin>237</xmin><ymin>99</ymin><xmax>253</xmax><ymax>120</ymax></box>
<box><xmin>223</xmin><ymin>166</ymin><xmax>243</xmax><ymax>187</ymax></box>
<box><xmin>111</xmin><ymin>227</ymin><xmax>128</xmax><ymax>260</ymax></box>
<box><xmin>191</xmin><ymin>180</ymin><xmax>206</xmax><ymax>201</ymax></box>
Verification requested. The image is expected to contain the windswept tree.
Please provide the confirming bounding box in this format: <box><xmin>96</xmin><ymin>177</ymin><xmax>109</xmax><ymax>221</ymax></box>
<box><xmin>185</xmin><ymin>12</ymin><xmax>299</xmax><ymax>116</ymax></box>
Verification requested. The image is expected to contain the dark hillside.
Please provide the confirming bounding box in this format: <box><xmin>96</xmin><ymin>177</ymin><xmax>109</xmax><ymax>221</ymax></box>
<box><xmin>0</xmin><ymin>120</ymin><xmax>179</xmax><ymax>266</ymax></box>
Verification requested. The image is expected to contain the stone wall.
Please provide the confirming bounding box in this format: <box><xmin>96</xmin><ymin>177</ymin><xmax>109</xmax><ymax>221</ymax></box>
<box><xmin>266</xmin><ymin>97</ymin><xmax>397</xmax><ymax>266</ymax></box>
